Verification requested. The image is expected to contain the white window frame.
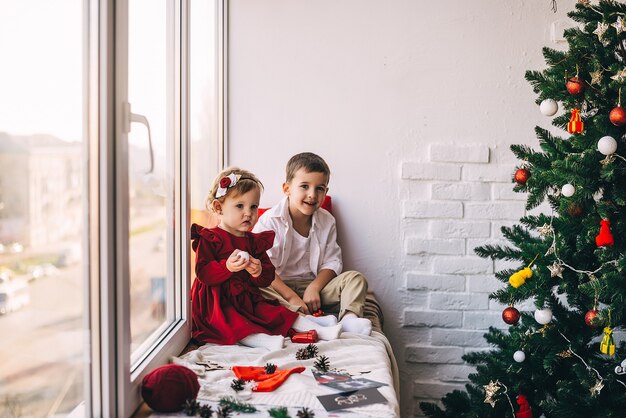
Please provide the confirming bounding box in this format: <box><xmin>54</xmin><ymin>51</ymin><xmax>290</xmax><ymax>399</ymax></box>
<box><xmin>85</xmin><ymin>0</ymin><xmax>226</xmax><ymax>416</ymax></box>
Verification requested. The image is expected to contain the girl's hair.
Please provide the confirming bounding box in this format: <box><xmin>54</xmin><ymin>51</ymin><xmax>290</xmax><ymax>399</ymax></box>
<box><xmin>205</xmin><ymin>167</ymin><xmax>264</xmax><ymax>212</ymax></box>
<box><xmin>285</xmin><ymin>152</ymin><xmax>331</xmax><ymax>183</ymax></box>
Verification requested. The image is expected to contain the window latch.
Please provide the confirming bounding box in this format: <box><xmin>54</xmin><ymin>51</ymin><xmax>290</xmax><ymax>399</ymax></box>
<box><xmin>122</xmin><ymin>101</ymin><xmax>155</xmax><ymax>174</ymax></box>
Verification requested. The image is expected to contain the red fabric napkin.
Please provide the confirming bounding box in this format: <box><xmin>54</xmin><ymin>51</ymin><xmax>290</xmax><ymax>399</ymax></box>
<box><xmin>232</xmin><ymin>366</ymin><xmax>305</xmax><ymax>392</ymax></box>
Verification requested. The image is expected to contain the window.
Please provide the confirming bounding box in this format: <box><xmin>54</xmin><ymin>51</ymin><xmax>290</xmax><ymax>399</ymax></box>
<box><xmin>0</xmin><ymin>0</ymin><xmax>224</xmax><ymax>416</ymax></box>
<box><xmin>190</xmin><ymin>0</ymin><xmax>224</xmax><ymax>225</ymax></box>
<box><xmin>0</xmin><ymin>1</ymin><xmax>86</xmax><ymax>416</ymax></box>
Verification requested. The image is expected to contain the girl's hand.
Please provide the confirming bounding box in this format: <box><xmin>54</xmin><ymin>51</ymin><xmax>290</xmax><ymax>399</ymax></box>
<box><xmin>303</xmin><ymin>285</ymin><xmax>321</xmax><ymax>314</ymax></box>
<box><xmin>226</xmin><ymin>250</ymin><xmax>248</xmax><ymax>272</ymax></box>
<box><xmin>245</xmin><ymin>256</ymin><xmax>262</xmax><ymax>278</ymax></box>
<box><xmin>287</xmin><ymin>294</ymin><xmax>310</xmax><ymax>314</ymax></box>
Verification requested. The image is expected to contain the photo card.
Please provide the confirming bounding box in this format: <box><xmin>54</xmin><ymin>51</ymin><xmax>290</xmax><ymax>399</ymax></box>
<box><xmin>317</xmin><ymin>388</ymin><xmax>387</xmax><ymax>411</ymax></box>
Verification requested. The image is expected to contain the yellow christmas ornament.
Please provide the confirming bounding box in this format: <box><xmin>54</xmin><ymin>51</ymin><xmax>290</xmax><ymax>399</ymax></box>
<box><xmin>600</xmin><ymin>310</ymin><xmax>615</xmax><ymax>356</ymax></box>
<box><xmin>509</xmin><ymin>254</ymin><xmax>539</xmax><ymax>288</ymax></box>
<box><xmin>600</xmin><ymin>327</ymin><xmax>615</xmax><ymax>356</ymax></box>
<box><xmin>509</xmin><ymin>268</ymin><xmax>532</xmax><ymax>288</ymax></box>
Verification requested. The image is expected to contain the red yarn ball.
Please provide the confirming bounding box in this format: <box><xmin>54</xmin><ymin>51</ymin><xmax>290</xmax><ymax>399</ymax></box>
<box><xmin>141</xmin><ymin>364</ymin><xmax>200</xmax><ymax>412</ymax></box>
<box><xmin>584</xmin><ymin>309</ymin><xmax>600</xmax><ymax>328</ymax></box>
<box><xmin>610</xmin><ymin>106</ymin><xmax>626</xmax><ymax>126</ymax></box>
<box><xmin>514</xmin><ymin>168</ymin><xmax>531</xmax><ymax>185</ymax></box>
<box><xmin>502</xmin><ymin>307</ymin><xmax>521</xmax><ymax>325</ymax></box>
<box><xmin>566</xmin><ymin>77</ymin><xmax>585</xmax><ymax>95</ymax></box>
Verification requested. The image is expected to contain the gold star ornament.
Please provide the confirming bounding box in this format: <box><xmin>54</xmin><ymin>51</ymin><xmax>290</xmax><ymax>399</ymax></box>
<box><xmin>548</xmin><ymin>262</ymin><xmax>564</xmax><ymax>278</ymax></box>
<box><xmin>613</xmin><ymin>16</ymin><xmax>626</xmax><ymax>35</ymax></box>
<box><xmin>611</xmin><ymin>68</ymin><xmax>626</xmax><ymax>83</ymax></box>
<box><xmin>590</xmin><ymin>379</ymin><xmax>604</xmax><ymax>397</ymax></box>
<box><xmin>557</xmin><ymin>349</ymin><xmax>572</xmax><ymax>358</ymax></box>
<box><xmin>593</xmin><ymin>22</ymin><xmax>610</xmax><ymax>41</ymax></box>
<box><xmin>483</xmin><ymin>380</ymin><xmax>501</xmax><ymax>408</ymax></box>
<box><xmin>538</xmin><ymin>224</ymin><xmax>553</xmax><ymax>237</ymax></box>
<box><xmin>590</xmin><ymin>69</ymin><xmax>603</xmax><ymax>85</ymax></box>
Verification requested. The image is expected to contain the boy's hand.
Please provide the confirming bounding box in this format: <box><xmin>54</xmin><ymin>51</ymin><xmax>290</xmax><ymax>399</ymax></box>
<box><xmin>287</xmin><ymin>294</ymin><xmax>310</xmax><ymax>314</ymax></box>
<box><xmin>244</xmin><ymin>256</ymin><xmax>262</xmax><ymax>278</ymax></box>
<box><xmin>303</xmin><ymin>285</ymin><xmax>321</xmax><ymax>314</ymax></box>
<box><xmin>226</xmin><ymin>250</ymin><xmax>249</xmax><ymax>272</ymax></box>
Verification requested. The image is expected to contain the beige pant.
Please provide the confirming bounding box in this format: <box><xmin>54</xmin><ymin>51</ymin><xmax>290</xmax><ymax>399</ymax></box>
<box><xmin>260</xmin><ymin>270</ymin><xmax>368</xmax><ymax>320</ymax></box>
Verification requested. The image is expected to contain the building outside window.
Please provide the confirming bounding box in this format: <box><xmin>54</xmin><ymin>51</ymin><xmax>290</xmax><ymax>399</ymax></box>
<box><xmin>0</xmin><ymin>0</ymin><xmax>223</xmax><ymax>416</ymax></box>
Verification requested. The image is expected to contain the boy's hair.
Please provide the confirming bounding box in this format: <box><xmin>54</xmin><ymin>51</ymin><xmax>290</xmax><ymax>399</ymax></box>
<box><xmin>205</xmin><ymin>166</ymin><xmax>263</xmax><ymax>212</ymax></box>
<box><xmin>285</xmin><ymin>152</ymin><xmax>331</xmax><ymax>183</ymax></box>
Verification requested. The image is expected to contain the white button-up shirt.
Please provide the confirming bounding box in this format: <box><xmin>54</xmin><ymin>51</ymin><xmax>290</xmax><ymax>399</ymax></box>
<box><xmin>252</xmin><ymin>196</ymin><xmax>343</xmax><ymax>279</ymax></box>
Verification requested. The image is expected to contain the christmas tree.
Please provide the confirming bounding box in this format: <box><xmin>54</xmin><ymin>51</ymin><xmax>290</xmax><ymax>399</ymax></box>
<box><xmin>421</xmin><ymin>1</ymin><xmax>626</xmax><ymax>417</ymax></box>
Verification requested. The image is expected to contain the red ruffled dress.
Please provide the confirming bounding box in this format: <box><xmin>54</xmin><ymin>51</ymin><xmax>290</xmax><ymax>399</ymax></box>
<box><xmin>190</xmin><ymin>224</ymin><xmax>298</xmax><ymax>344</ymax></box>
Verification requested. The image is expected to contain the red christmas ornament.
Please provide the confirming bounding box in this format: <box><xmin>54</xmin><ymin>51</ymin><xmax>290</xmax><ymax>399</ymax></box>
<box><xmin>595</xmin><ymin>219</ymin><xmax>614</xmax><ymax>247</ymax></box>
<box><xmin>567</xmin><ymin>204</ymin><xmax>584</xmax><ymax>217</ymax></box>
<box><xmin>610</xmin><ymin>106</ymin><xmax>626</xmax><ymax>126</ymax></box>
<box><xmin>585</xmin><ymin>309</ymin><xmax>600</xmax><ymax>328</ymax></box>
<box><xmin>290</xmin><ymin>330</ymin><xmax>318</xmax><ymax>344</ymax></box>
<box><xmin>567</xmin><ymin>108</ymin><xmax>584</xmax><ymax>134</ymax></box>
<box><xmin>516</xmin><ymin>394</ymin><xmax>533</xmax><ymax>418</ymax></box>
<box><xmin>566</xmin><ymin>76</ymin><xmax>585</xmax><ymax>95</ymax></box>
<box><xmin>502</xmin><ymin>306</ymin><xmax>521</xmax><ymax>325</ymax></box>
<box><xmin>514</xmin><ymin>168</ymin><xmax>531</xmax><ymax>185</ymax></box>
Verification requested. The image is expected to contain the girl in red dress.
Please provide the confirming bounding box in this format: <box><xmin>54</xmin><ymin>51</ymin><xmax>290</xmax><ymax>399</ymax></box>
<box><xmin>191</xmin><ymin>167</ymin><xmax>342</xmax><ymax>350</ymax></box>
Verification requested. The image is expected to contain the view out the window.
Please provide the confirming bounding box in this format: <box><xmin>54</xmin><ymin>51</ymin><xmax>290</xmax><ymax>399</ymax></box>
<box><xmin>190</xmin><ymin>0</ymin><xmax>220</xmax><ymax>227</ymax></box>
<box><xmin>127</xmin><ymin>0</ymin><xmax>174</xmax><ymax>361</ymax></box>
<box><xmin>0</xmin><ymin>0</ymin><xmax>223</xmax><ymax>414</ymax></box>
<box><xmin>0</xmin><ymin>1</ymin><xmax>86</xmax><ymax>416</ymax></box>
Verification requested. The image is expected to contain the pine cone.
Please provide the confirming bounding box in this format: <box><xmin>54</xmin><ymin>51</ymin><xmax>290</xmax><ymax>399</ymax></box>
<box><xmin>295</xmin><ymin>343</ymin><xmax>319</xmax><ymax>360</ymax></box>
<box><xmin>296</xmin><ymin>407</ymin><xmax>315</xmax><ymax>418</ymax></box>
<box><xmin>313</xmin><ymin>355</ymin><xmax>330</xmax><ymax>372</ymax></box>
<box><xmin>230</xmin><ymin>378</ymin><xmax>245</xmax><ymax>392</ymax></box>
<box><xmin>181</xmin><ymin>399</ymin><xmax>199</xmax><ymax>416</ymax></box>
<box><xmin>265</xmin><ymin>362</ymin><xmax>277</xmax><ymax>374</ymax></box>
<box><xmin>306</xmin><ymin>344</ymin><xmax>319</xmax><ymax>357</ymax></box>
<box><xmin>198</xmin><ymin>404</ymin><xmax>213</xmax><ymax>418</ymax></box>
<box><xmin>217</xmin><ymin>405</ymin><xmax>232</xmax><ymax>418</ymax></box>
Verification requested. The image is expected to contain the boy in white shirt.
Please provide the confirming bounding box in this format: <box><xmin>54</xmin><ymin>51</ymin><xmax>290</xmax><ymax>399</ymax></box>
<box><xmin>253</xmin><ymin>152</ymin><xmax>372</xmax><ymax>335</ymax></box>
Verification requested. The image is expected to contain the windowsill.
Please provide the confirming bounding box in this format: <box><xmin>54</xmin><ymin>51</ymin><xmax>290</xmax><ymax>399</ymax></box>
<box><xmin>131</xmin><ymin>339</ymin><xmax>200</xmax><ymax>417</ymax></box>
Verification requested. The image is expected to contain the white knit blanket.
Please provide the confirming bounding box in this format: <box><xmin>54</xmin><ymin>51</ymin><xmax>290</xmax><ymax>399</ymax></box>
<box><xmin>171</xmin><ymin>331</ymin><xmax>400</xmax><ymax>418</ymax></box>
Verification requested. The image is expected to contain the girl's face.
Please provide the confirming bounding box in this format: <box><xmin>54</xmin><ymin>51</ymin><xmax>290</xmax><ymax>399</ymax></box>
<box><xmin>283</xmin><ymin>168</ymin><xmax>328</xmax><ymax>218</ymax></box>
<box><xmin>215</xmin><ymin>187</ymin><xmax>261</xmax><ymax>236</ymax></box>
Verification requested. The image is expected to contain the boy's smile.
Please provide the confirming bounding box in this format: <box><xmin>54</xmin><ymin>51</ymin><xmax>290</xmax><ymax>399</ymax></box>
<box><xmin>284</xmin><ymin>169</ymin><xmax>328</xmax><ymax>219</ymax></box>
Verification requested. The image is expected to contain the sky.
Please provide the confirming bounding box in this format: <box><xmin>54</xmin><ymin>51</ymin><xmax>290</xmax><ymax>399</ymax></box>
<box><xmin>0</xmin><ymin>0</ymin><xmax>83</xmax><ymax>142</ymax></box>
<box><xmin>0</xmin><ymin>0</ymin><xmax>216</xmax><ymax>173</ymax></box>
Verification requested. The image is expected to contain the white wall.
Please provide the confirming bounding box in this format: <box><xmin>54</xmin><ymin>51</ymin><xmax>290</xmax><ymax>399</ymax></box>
<box><xmin>227</xmin><ymin>1</ymin><xmax>574</xmax><ymax>415</ymax></box>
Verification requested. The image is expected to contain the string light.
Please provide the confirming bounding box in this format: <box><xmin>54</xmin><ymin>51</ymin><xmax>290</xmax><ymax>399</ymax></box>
<box><xmin>541</xmin><ymin>210</ymin><xmax>618</xmax><ymax>279</ymax></box>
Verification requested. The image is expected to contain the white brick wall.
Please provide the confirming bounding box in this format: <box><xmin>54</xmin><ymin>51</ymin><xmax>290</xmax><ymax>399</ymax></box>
<box><xmin>401</xmin><ymin>143</ymin><xmax>535</xmax><ymax>414</ymax></box>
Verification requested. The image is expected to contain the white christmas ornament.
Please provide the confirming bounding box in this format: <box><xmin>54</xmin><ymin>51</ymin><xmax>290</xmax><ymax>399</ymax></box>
<box><xmin>593</xmin><ymin>188</ymin><xmax>604</xmax><ymax>202</ymax></box>
<box><xmin>597</xmin><ymin>135</ymin><xmax>617</xmax><ymax>155</ymax></box>
<box><xmin>513</xmin><ymin>350</ymin><xmax>526</xmax><ymax>363</ymax></box>
<box><xmin>561</xmin><ymin>184</ymin><xmax>575</xmax><ymax>197</ymax></box>
<box><xmin>615</xmin><ymin>358</ymin><xmax>626</xmax><ymax>375</ymax></box>
<box><xmin>236</xmin><ymin>251</ymin><xmax>250</xmax><ymax>262</ymax></box>
<box><xmin>534</xmin><ymin>308</ymin><xmax>553</xmax><ymax>325</ymax></box>
<box><xmin>540</xmin><ymin>99</ymin><xmax>558</xmax><ymax>116</ymax></box>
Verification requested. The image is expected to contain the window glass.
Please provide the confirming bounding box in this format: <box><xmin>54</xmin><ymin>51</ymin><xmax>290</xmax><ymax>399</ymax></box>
<box><xmin>0</xmin><ymin>1</ymin><xmax>86</xmax><ymax>415</ymax></box>
<box><xmin>127</xmin><ymin>0</ymin><xmax>174</xmax><ymax>360</ymax></box>
<box><xmin>190</xmin><ymin>0</ymin><xmax>220</xmax><ymax>228</ymax></box>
